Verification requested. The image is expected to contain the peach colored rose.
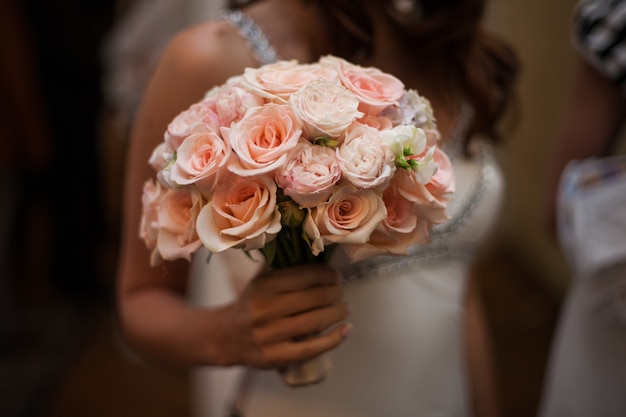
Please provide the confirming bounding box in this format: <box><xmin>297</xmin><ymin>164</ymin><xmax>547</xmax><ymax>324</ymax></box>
<box><xmin>342</xmin><ymin>169</ymin><xmax>431</xmax><ymax>261</ymax></box>
<box><xmin>224</xmin><ymin>103</ymin><xmax>302</xmax><ymax>176</ymax></box>
<box><xmin>356</xmin><ymin>115</ymin><xmax>394</xmax><ymax>131</ymax></box>
<box><xmin>196</xmin><ymin>174</ymin><xmax>282</xmax><ymax>252</ymax></box>
<box><xmin>337</xmin><ymin>123</ymin><xmax>395</xmax><ymax>189</ymax></box>
<box><xmin>165</xmin><ymin>101</ymin><xmax>221</xmax><ymax>150</ymax></box>
<box><xmin>289</xmin><ymin>80</ymin><xmax>363</xmax><ymax>140</ymax></box>
<box><xmin>321</xmin><ymin>55</ymin><xmax>405</xmax><ymax>116</ymax></box>
<box><xmin>239</xmin><ymin>60</ymin><xmax>339</xmax><ymax>103</ymax></box>
<box><xmin>275</xmin><ymin>139</ymin><xmax>341</xmax><ymax>208</ymax></box>
<box><xmin>303</xmin><ymin>183</ymin><xmax>387</xmax><ymax>256</ymax></box>
<box><xmin>155</xmin><ymin>186</ymin><xmax>204</xmax><ymax>263</ymax></box>
<box><xmin>168</xmin><ymin>129</ymin><xmax>231</xmax><ymax>196</ymax></box>
<box><xmin>222</xmin><ymin>103</ymin><xmax>302</xmax><ymax>176</ymax></box>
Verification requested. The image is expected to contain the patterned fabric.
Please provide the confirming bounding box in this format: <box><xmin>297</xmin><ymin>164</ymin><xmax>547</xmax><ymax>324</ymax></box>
<box><xmin>573</xmin><ymin>0</ymin><xmax>626</xmax><ymax>92</ymax></box>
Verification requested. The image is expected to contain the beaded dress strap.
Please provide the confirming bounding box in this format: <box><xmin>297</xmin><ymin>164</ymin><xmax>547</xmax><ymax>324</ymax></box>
<box><xmin>214</xmin><ymin>9</ymin><xmax>280</xmax><ymax>65</ymax></box>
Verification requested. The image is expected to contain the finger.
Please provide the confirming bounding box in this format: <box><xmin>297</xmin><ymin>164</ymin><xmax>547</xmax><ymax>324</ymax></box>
<box><xmin>252</xmin><ymin>284</ymin><xmax>344</xmax><ymax>322</ymax></box>
<box><xmin>260</xmin><ymin>322</ymin><xmax>353</xmax><ymax>367</ymax></box>
<box><xmin>255</xmin><ymin>302</ymin><xmax>351</xmax><ymax>344</ymax></box>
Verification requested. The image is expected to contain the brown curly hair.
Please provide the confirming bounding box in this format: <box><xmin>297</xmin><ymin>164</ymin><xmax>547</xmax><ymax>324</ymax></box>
<box><xmin>228</xmin><ymin>0</ymin><xmax>519</xmax><ymax>147</ymax></box>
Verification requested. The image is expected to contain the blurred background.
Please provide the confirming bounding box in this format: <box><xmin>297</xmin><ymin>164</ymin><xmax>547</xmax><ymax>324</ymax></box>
<box><xmin>0</xmin><ymin>0</ymin><xmax>580</xmax><ymax>416</ymax></box>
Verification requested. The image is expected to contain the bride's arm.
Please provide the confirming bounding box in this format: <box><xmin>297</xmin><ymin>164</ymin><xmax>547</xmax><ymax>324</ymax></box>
<box><xmin>116</xmin><ymin>22</ymin><xmax>351</xmax><ymax>368</ymax></box>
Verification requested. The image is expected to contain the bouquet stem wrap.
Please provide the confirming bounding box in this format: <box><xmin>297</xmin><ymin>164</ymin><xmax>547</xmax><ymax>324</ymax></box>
<box><xmin>279</xmin><ymin>348</ymin><xmax>334</xmax><ymax>386</ymax></box>
<box><xmin>260</xmin><ymin>220</ymin><xmax>337</xmax><ymax>387</ymax></box>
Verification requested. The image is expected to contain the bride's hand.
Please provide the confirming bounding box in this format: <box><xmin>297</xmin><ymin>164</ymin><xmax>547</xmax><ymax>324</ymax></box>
<box><xmin>219</xmin><ymin>263</ymin><xmax>352</xmax><ymax>369</ymax></box>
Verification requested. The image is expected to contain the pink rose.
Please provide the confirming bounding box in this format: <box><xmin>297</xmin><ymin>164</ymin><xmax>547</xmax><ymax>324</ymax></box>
<box><xmin>239</xmin><ymin>60</ymin><xmax>339</xmax><ymax>103</ymax></box>
<box><xmin>168</xmin><ymin>128</ymin><xmax>231</xmax><ymax>195</ymax></box>
<box><xmin>224</xmin><ymin>103</ymin><xmax>302</xmax><ymax>176</ymax></box>
<box><xmin>303</xmin><ymin>183</ymin><xmax>387</xmax><ymax>256</ymax></box>
<box><xmin>196</xmin><ymin>174</ymin><xmax>282</xmax><ymax>252</ymax></box>
<box><xmin>275</xmin><ymin>139</ymin><xmax>341</xmax><ymax>208</ymax></box>
<box><xmin>337</xmin><ymin>123</ymin><xmax>396</xmax><ymax>189</ymax></box>
<box><xmin>321</xmin><ymin>55</ymin><xmax>405</xmax><ymax>116</ymax></box>
<box><xmin>289</xmin><ymin>80</ymin><xmax>364</xmax><ymax>140</ymax></box>
<box><xmin>155</xmin><ymin>186</ymin><xmax>204</xmax><ymax>263</ymax></box>
<box><xmin>165</xmin><ymin>101</ymin><xmax>221</xmax><ymax>150</ymax></box>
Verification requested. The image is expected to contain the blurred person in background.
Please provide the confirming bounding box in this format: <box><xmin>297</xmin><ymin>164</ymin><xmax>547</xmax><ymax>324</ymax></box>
<box><xmin>540</xmin><ymin>0</ymin><xmax>626</xmax><ymax>416</ymax></box>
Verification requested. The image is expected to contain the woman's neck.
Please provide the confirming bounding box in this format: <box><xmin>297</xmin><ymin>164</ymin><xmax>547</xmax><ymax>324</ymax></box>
<box><xmin>243</xmin><ymin>0</ymin><xmax>320</xmax><ymax>63</ymax></box>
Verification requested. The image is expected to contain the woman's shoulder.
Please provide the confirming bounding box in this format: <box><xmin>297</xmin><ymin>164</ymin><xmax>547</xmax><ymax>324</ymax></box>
<box><xmin>159</xmin><ymin>19</ymin><xmax>260</xmax><ymax>92</ymax></box>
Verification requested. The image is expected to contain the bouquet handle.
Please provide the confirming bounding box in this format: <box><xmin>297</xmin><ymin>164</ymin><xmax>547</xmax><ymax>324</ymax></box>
<box><xmin>279</xmin><ymin>351</ymin><xmax>333</xmax><ymax>387</ymax></box>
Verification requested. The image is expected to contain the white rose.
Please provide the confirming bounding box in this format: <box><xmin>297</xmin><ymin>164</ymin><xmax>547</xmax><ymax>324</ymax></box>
<box><xmin>289</xmin><ymin>80</ymin><xmax>364</xmax><ymax>140</ymax></box>
<box><xmin>239</xmin><ymin>60</ymin><xmax>339</xmax><ymax>103</ymax></box>
<box><xmin>337</xmin><ymin>123</ymin><xmax>396</xmax><ymax>189</ymax></box>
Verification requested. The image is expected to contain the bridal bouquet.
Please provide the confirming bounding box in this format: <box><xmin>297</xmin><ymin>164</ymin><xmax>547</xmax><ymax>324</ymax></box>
<box><xmin>139</xmin><ymin>55</ymin><xmax>455</xmax><ymax>385</ymax></box>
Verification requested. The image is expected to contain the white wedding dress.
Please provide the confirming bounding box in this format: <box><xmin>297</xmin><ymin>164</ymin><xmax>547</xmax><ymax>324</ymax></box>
<box><xmin>186</xmin><ymin>9</ymin><xmax>506</xmax><ymax>417</ymax></box>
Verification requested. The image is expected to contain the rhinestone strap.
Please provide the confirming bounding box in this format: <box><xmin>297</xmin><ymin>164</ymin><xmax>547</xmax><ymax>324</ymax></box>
<box><xmin>214</xmin><ymin>9</ymin><xmax>280</xmax><ymax>65</ymax></box>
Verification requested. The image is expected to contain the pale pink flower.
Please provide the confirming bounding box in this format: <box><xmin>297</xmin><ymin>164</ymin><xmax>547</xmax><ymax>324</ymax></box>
<box><xmin>337</xmin><ymin>123</ymin><xmax>396</xmax><ymax>189</ymax></box>
<box><xmin>303</xmin><ymin>183</ymin><xmax>387</xmax><ymax>256</ymax></box>
<box><xmin>196</xmin><ymin>174</ymin><xmax>282</xmax><ymax>252</ymax></box>
<box><xmin>380</xmin><ymin>89</ymin><xmax>438</xmax><ymax>131</ymax></box>
<box><xmin>155</xmin><ymin>186</ymin><xmax>204</xmax><ymax>263</ymax></box>
<box><xmin>165</xmin><ymin>101</ymin><xmax>221</xmax><ymax>150</ymax></box>
<box><xmin>289</xmin><ymin>80</ymin><xmax>363</xmax><ymax>140</ymax></box>
<box><xmin>379</xmin><ymin>124</ymin><xmax>434</xmax><ymax>179</ymax></box>
<box><xmin>321</xmin><ymin>55</ymin><xmax>405</xmax><ymax>116</ymax></box>
<box><xmin>168</xmin><ymin>128</ymin><xmax>231</xmax><ymax>196</ymax></box>
<box><xmin>207</xmin><ymin>83</ymin><xmax>264</xmax><ymax>127</ymax></box>
<box><xmin>139</xmin><ymin>179</ymin><xmax>165</xmax><ymax>254</ymax></box>
<box><xmin>425</xmin><ymin>147</ymin><xmax>455</xmax><ymax>205</ymax></box>
<box><xmin>275</xmin><ymin>139</ymin><xmax>342</xmax><ymax>208</ymax></box>
<box><xmin>224</xmin><ymin>103</ymin><xmax>302</xmax><ymax>176</ymax></box>
<box><xmin>239</xmin><ymin>60</ymin><xmax>339</xmax><ymax>103</ymax></box>
<box><xmin>148</xmin><ymin>142</ymin><xmax>174</xmax><ymax>173</ymax></box>
<box><xmin>406</xmin><ymin>149</ymin><xmax>454</xmax><ymax>225</ymax></box>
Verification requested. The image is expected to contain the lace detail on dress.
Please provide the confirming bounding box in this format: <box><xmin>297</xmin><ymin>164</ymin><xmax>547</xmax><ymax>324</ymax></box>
<box><xmin>214</xmin><ymin>9</ymin><xmax>280</xmax><ymax>65</ymax></box>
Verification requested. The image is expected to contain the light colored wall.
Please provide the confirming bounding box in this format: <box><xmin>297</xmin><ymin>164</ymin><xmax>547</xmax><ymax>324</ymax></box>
<box><xmin>486</xmin><ymin>0</ymin><xmax>580</xmax><ymax>296</ymax></box>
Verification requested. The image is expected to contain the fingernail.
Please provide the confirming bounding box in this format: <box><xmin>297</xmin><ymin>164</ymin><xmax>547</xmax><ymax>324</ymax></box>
<box><xmin>341</xmin><ymin>323</ymin><xmax>353</xmax><ymax>338</ymax></box>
